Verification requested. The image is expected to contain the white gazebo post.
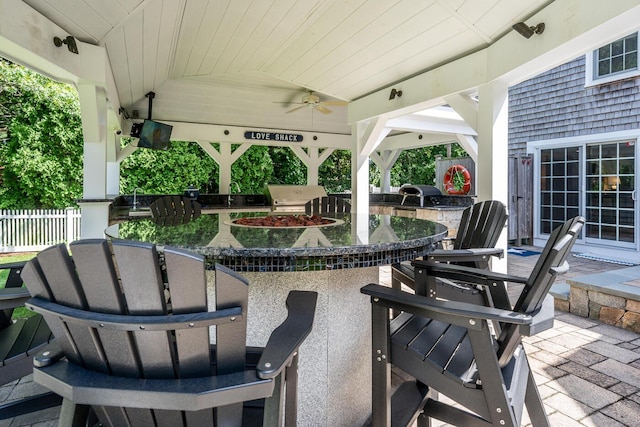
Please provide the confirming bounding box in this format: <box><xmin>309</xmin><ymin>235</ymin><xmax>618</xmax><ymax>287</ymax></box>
<box><xmin>476</xmin><ymin>81</ymin><xmax>509</xmax><ymax>272</ymax></box>
<box><xmin>290</xmin><ymin>146</ymin><xmax>335</xmax><ymax>186</ymax></box>
<box><xmin>76</xmin><ymin>83</ymin><xmax>111</xmax><ymax>239</ymax></box>
<box><xmin>370</xmin><ymin>149</ymin><xmax>401</xmax><ymax>193</ymax></box>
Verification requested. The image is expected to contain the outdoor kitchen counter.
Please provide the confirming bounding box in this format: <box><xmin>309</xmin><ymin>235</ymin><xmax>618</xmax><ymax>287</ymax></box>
<box><xmin>104</xmin><ymin>211</ymin><xmax>447</xmax><ymax>272</ymax></box>
<box><xmin>104</xmin><ymin>211</ymin><xmax>447</xmax><ymax>427</ymax></box>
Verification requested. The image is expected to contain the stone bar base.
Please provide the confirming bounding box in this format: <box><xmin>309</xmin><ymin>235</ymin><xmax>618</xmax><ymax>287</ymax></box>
<box><xmin>207</xmin><ymin>267</ymin><xmax>378</xmax><ymax>426</ymax></box>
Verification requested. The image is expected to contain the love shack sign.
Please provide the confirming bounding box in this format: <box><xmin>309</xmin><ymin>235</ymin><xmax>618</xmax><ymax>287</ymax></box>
<box><xmin>244</xmin><ymin>131</ymin><xmax>303</xmax><ymax>142</ymax></box>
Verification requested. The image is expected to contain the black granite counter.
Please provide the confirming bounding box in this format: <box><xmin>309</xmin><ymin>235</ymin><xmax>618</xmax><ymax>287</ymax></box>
<box><xmin>104</xmin><ymin>211</ymin><xmax>447</xmax><ymax>272</ymax></box>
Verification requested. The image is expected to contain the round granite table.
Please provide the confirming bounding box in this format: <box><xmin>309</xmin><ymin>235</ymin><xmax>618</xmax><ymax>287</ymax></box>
<box><xmin>105</xmin><ymin>211</ymin><xmax>447</xmax><ymax>426</ymax></box>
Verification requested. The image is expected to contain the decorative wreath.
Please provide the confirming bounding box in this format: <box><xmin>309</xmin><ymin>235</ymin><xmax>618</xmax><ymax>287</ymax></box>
<box><xmin>443</xmin><ymin>164</ymin><xmax>472</xmax><ymax>195</ymax></box>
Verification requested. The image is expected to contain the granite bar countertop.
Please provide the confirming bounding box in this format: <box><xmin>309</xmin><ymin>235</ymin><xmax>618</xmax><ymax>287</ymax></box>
<box><xmin>105</xmin><ymin>211</ymin><xmax>448</xmax><ymax>272</ymax></box>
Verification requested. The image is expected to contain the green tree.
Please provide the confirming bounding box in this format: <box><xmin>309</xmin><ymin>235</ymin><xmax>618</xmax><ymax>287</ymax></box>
<box><xmin>119</xmin><ymin>141</ymin><xmax>218</xmax><ymax>194</ymax></box>
<box><xmin>0</xmin><ymin>59</ymin><xmax>83</xmax><ymax>208</ymax></box>
<box><xmin>319</xmin><ymin>149</ymin><xmax>351</xmax><ymax>193</ymax></box>
<box><xmin>230</xmin><ymin>145</ymin><xmax>274</xmax><ymax>193</ymax></box>
<box><xmin>369</xmin><ymin>144</ymin><xmax>468</xmax><ymax>187</ymax></box>
<box><xmin>268</xmin><ymin>147</ymin><xmax>305</xmax><ymax>185</ymax></box>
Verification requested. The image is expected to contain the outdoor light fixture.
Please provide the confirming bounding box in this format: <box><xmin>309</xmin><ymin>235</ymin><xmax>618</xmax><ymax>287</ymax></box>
<box><xmin>512</xmin><ymin>22</ymin><xmax>545</xmax><ymax>39</ymax></box>
<box><xmin>53</xmin><ymin>36</ymin><xmax>79</xmax><ymax>54</ymax></box>
<box><xmin>389</xmin><ymin>88</ymin><xmax>403</xmax><ymax>100</ymax></box>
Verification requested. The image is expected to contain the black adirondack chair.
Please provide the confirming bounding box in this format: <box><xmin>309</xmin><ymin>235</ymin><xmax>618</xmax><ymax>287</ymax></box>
<box><xmin>0</xmin><ymin>261</ymin><xmax>60</xmax><ymax>419</ymax></box>
<box><xmin>362</xmin><ymin>216</ymin><xmax>584</xmax><ymax>427</ymax></box>
<box><xmin>391</xmin><ymin>200</ymin><xmax>507</xmax><ymax>305</ymax></box>
<box><xmin>21</xmin><ymin>239</ymin><xmax>317</xmax><ymax>427</ymax></box>
<box><xmin>150</xmin><ymin>195</ymin><xmax>201</xmax><ymax>225</ymax></box>
<box><xmin>304</xmin><ymin>196</ymin><xmax>351</xmax><ymax>216</ymax></box>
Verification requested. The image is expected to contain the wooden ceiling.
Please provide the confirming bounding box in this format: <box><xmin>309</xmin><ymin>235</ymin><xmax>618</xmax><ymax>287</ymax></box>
<box><xmin>23</xmin><ymin>0</ymin><xmax>554</xmax><ymax>134</ymax></box>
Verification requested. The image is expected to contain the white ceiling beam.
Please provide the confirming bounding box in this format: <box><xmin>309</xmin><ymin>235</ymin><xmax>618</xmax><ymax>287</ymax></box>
<box><xmin>168</xmin><ymin>122</ymin><xmax>352</xmax><ymax>149</ymax></box>
<box><xmin>444</xmin><ymin>94</ymin><xmax>478</xmax><ymax>132</ymax></box>
<box><xmin>386</xmin><ymin>114</ymin><xmax>476</xmax><ymax>136</ymax></box>
<box><xmin>349</xmin><ymin>0</ymin><xmax>640</xmax><ymax>123</ymax></box>
<box><xmin>376</xmin><ymin>133</ymin><xmax>457</xmax><ymax>152</ymax></box>
<box><xmin>455</xmin><ymin>134</ymin><xmax>478</xmax><ymax>162</ymax></box>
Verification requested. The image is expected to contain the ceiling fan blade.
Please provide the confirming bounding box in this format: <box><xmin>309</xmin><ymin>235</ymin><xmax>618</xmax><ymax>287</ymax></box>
<box><xmin>320</xmin><ymin>100</ymin><xmax>348</xmax><ymax>106</ymax></box>
<box><xmin>286</xmin><ymin>105</ymin><xmax>308</xmax><ymax>114</ymax></box>
<box><xmin>314</xmin><ymin>105</ymin><xmax>332</xmax><ymax>114</ymax></box>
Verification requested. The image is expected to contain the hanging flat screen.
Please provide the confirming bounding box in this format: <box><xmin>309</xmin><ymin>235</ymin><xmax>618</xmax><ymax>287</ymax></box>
<box><xmin>138</xmin><ymin>119</ymin><xmax>172</xmax><ymax>150</ymax></box>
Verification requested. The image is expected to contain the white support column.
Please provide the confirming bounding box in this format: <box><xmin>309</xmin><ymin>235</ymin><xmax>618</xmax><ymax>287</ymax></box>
<box><xmin>370</xmin><ymin>149</ymin><xmax>401</xmax><ymax>192</ymax></box>
<box><xmin>196</xmin><ymin>141</ymin><xmax>250</xmax><ymax>192</ymax></box>
<box><xmin>290</xmin><ymin>146</ymin><xmax>335</xmax><ymax>185</ymax></box>
<box><xmin>77</xmin><ymin>83</ymin><xmax>110</xmax><ymax>239</ymax></box>
<box><xmin>351</xmin><ymin>117</ymin><xmax>390</xmax><ymax>213</ymax></box>
<box><xmin>477</xmin><ymin>81</ymin><xmax>509</xmax><ymax>272</ymax></box>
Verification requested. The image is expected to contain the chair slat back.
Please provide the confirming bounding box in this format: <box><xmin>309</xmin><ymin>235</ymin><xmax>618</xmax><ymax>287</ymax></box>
<box><xmin>21</xmin><ymin>239</ymin><xmax>250</xmax><ymax>427</ymax></box>
<box><xmin>497</xmin><ymin>217</ymin><xmax>584</xmax><ymax>365</ymax></box>
<box><xmin>454</xmin><ymin>200</ymin><xmax>507</xmax><ymax>250</ymax></box>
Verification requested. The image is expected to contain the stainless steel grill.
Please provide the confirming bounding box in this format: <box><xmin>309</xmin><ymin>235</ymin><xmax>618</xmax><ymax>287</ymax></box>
<box><xmin>267</xmin><ymin>185</ymin><xmax>327</xmax><ymax>213</ymax></box>
<box><xmin>398</xmin><ymin>184</ymin><xmax>442</xmax><ymax>207</ymax></box>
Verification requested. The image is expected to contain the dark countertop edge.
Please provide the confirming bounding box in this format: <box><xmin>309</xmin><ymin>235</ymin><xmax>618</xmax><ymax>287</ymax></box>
<box><xmin>114</xmin><ymin>225</ymin><xmax>448</xmax><ymax>259</ymax></box>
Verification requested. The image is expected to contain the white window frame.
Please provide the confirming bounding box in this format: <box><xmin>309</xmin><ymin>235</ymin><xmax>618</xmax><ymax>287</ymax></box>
<box><xmin>585</xmin><ymin>32</ymin><xmax>640</xmax><ymax>87</ymax></box>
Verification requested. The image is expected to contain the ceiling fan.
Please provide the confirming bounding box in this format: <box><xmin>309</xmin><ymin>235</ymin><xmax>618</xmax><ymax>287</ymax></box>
<box><xmin>282</xmin><ymin>90</ymin><xmax>347</xmax><ymax>114</ymax></box>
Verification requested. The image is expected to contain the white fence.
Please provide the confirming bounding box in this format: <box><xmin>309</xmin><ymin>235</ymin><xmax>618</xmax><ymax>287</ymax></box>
<box><xmin>0</xmin><ymin>208</ymin><xmax>81</xmax><ymax>253</ymax></box>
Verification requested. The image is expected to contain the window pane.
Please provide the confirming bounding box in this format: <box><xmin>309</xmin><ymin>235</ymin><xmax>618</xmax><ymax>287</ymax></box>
<box><xmin>602</xmin><ymin>144</ymin><xmax>617</xmax><ymax>158</ymax></box>
<box><xmin>541</xmin><ymin>177</ymin><xmax>550</xmax><ymax>191</ymax></box>
<box><xmin>541</xmin><ymin>164</ymin><xmax>550</xmax><ymax>176</ymax></box>
<box><xmin>587</xmin><ymin>177</ymin><xmax>600</xmax><ymax>191</ymax></box>
<box><xmin>586</xmin><ymin>224</ymin><xmax>599</xmax><ymax>238</ymax></box>
<box><xmin>601</xmin><ymin>194</ymin><xmax>617</xmax><ymax>208</ymax></box>
<box><xmin>552</xmin><ymin>178</ymin><xmax>565</xmax><ymax>191</ymax></box>
<box><xmin>598</xmin><ymin>45</ymin><xmax>611</xmax><ymax>59</ymax></box>
<box><xmin>620</xmin><ymin>211</ymin><xmax>634</xmax><ymax>226</ymax></box>
<box><xmin>620</xmin><ymin>227</ymin><xmax>635</xmax><ymax>243</ymax></box>
<box><xmin>567</xmin><ymin>162</ymin><xmax>579</xmax><ymax>175</ymax></box>
<box><xmin>619</xmin><ymin>141</ymin><xmax>635</xmax><ymax>157</ymax></box>
<box><xmin>541</xmin><ymin>221</ymin><xmax>551</xmax><ymax>234</ymax></box>
<box><xmin>567</xmin><ymin>177</ymin><xmax>579</xmax><ymax>191</ymax></box>
<box><xmin>567</xmin><ymin>148</ymin><xmax>580</xmax><ymax>161</ymax></box>
<box><xmin>626</xmin><ymin>33</ymin><xmax>638</xmax><ymax>50</ymax></box>
<box><xmin>553</xmin><ymin>163</ymin><xmax>565</xmax><ymax>175</ymax></box>
<box><xmin>601</xmin><ymin>160</ymin><xmax>617</xmax><ymax>174</ymax></box>
<box><xmin>586</xmin><ymin>160</ymin><xmax>599</xmax><ymax>175</ymax></box>
<box><xmin>612</xmin><ymin>56</ymin><xmax>624</xmax><ymax>73</ymax></box>
<box><xmin>586</xmin><ymin>208</ymin><xmax>599</xmax><ymax>222</ymax></box>
<box><xmin>553</xmin><ymin>208</ymin><xmax>565</xmax><ymax>220</ymax></box>
<box><xmin>620</xmin><ymin>158</ymin><xmax>634</xmax><ymax>174</ymax></box>
<box><xmin>587</xmin><ymin>145</ymin><xmax>600</xmax><ymax>159</ymax></box>
<box><xmin>625</xmin><ymin>52</ymin><xmax>637</xmax><ymax>70</ymax></box>
<box><xmin>620</xmin><ymin>192</ymin><xmax>634</xmax><ymax>208</ymax></box>
<box><xmin>541</xmin><ymin>192</ymin><xmax>551</xmax><ymax>205</ymax></box>
<box><xmin>567</xmin><ymin>208</ymin><xmax>579</xmax><ymax>219</ymax></box>
<box><xmin>541</xmin><ymin>206</ymin><xmax>550</xmax><ymax>220</ymax></box>
<box><xmin>552</xmin><ymin>149</ymin><xmax>565</xmax><ymax>161</ymax></box>
<box><xmin>567</xmin><ymin>192</ymin><xmax>579</xmax><ymax>206</ymax></box>
<box><xmin>541</xmin><ymin>150</ymin><xmax>551</xmax><ymax>162</ymax></box>
<box><xmin>553</xmin><ymin>193</ymin><xmax>565</xmax><ymax>205</ymax></box>
<box><xmin>612</xmin><ymin>39</ymin><xmax>624</xmax><ymax>56</ymax></box>
<box><xmin>601</xmin><ymin>226</ymin><xmax>617</xmax><ymax>241</ymax></box>
<box><xmin>601</xmin><ymin>210</ymin><xmax>617</xmax><ymax>224</ymax></box>
<box><xmin>619</xmin><ymin>176</ymin><xmax>634</xmax><ymax>191</ymax></box>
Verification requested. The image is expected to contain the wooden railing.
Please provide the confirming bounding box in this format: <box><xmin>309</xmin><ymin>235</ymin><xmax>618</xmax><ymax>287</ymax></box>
<box><xmin>0</xmin><ymin>208</ymin><xmax>81</xmax><ymax>253</ymax></box>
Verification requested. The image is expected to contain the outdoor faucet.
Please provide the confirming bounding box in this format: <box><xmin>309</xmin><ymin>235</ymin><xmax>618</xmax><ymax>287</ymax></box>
<box><xmin>228</xmin><ymin>182</ymin><xmax>241</xmax><ymax>206</ymax></box>
<box><xmin>133</xmin><ymin>188</ymin><xmax>143</xmax><ymax>210</ymax></box>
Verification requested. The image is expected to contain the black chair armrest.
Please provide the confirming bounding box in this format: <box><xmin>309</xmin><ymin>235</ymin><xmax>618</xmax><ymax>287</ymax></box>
<box><xmin>34</xmin><ymin>360</ymin><xmax>274</xmax><ymax>411</ymax></box>
<box><xmin>33</xmin><ymin>342</ymin><xmax>65</xmax><ymax>367</ymax></box>
<box><xmin>0</xmin><ymin>261</ymin><xmax>28</xmax><ymax>270</ymax></box>
<box><xmin>412</xmin><ymin>260</ymin><xmax>529</xmax><ymax>286</ymax></box>
<box><xmin>257</xmin><ymin>291</ymin><xmax>318</xmax><ymax>379</ymax></box>
<box><xmin>426</xmin><ymin>247</ymin><xmax>504</xmax><ymax>263</ymax></box>
<box><xmin>0</xmin><ymin>287</ymin><xmax>30</xmax><ymax>309</ymax></box>
<box><xmin>361</xmin><ymin>284</ymin><xmax>532</xmax><ymax>329</ymax></box>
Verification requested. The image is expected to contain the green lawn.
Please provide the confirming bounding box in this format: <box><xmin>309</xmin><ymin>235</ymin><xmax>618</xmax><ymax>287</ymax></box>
<box><xmin>0</xmin><ymin>252</ymin><xmax>37</xmax><ymax>319</ymax></box>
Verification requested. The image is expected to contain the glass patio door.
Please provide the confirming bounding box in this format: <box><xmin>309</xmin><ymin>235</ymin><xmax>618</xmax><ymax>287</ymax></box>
<box><xmin>585</xmin><ymin>141</ymin><xmax>636</xmax><ymax>247</ymax></box>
